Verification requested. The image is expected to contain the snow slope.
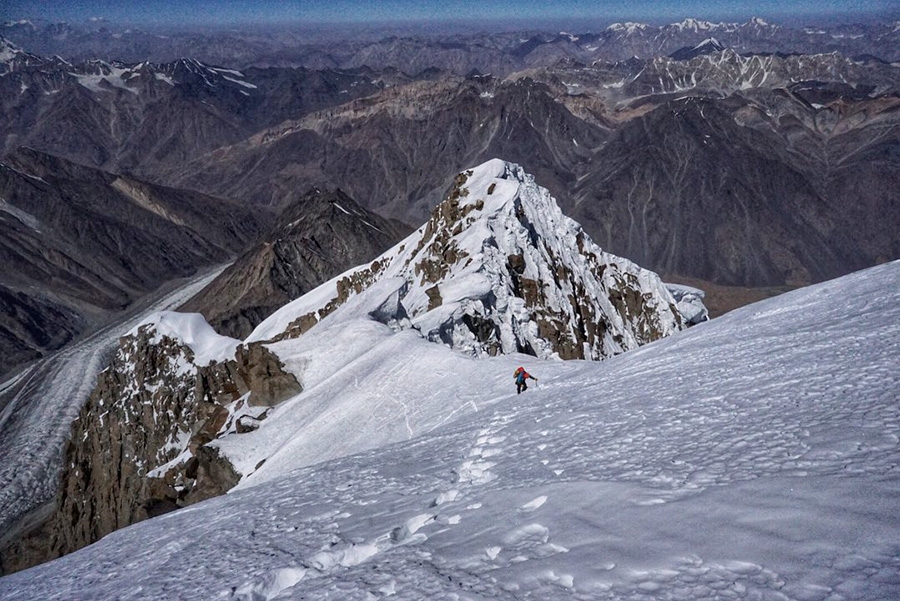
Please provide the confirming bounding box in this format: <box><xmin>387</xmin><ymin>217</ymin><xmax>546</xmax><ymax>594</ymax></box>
<box><xmin>2</xmin><ymin>259</ymin><xmax>897</xmax><ymax>600</ymax></box>
<box><xmin>203</xmin><ymin>158</ymin><xmax>686</xmax><ymax>483</ymax></box>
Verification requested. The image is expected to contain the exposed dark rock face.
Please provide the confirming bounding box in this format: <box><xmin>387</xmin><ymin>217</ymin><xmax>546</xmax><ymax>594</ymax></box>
<box><xmin>0</xmin><ymin>318</ymin><xmax>301</xmax><ymax>574</ymax></box>
<box><xmin>569</xmin><ymin>93</ymin><xmax>900</xmax><ymax>287</ymax></box>
<box><xmin>180</xmin><ymin>188</ymin><xmax>410</xmax><ymax>339</ymax></box>
<box><xmin>0</xmin><ymin>287</ymin><xmax>84</xmax><ymax>371</ymax></box>
<box><xmin>0</xmin><ymin>147</ymin><xmax>266</xmax><ymax>377</ymax></box>
<box><xmin>167</xmin><ymin>76</ymin><xmax>604</xmax><ymax>223</ymax></box>
<box><xmin>0</xmin><ymin>39</ymin><xmax>384</xmax><ymax>177</ymax></box>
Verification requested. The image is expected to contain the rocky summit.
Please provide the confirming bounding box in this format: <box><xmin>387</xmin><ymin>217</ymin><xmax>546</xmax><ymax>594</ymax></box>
<box><xmin>250</xmin><ymin>158</ymin><xmax>688</xmax><ymax>360</ymax></box>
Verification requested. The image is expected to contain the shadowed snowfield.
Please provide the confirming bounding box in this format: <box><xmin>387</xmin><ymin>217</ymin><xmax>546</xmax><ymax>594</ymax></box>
<box><xmin>2</xmin><ymin>260</ymin><xmax>899</xmax><ymax>600</ymax></box>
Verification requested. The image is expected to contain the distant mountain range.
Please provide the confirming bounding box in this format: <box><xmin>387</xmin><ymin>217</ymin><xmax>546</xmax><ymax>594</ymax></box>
<box><xmin>1</xmin><ymin>17</ymin><xmax>898</xmax><ymax>373</ymax></box>
<box><xmin>3</xmin><ymin>17</ymin><xmax>900</xmax><ymax>70</ymax></box>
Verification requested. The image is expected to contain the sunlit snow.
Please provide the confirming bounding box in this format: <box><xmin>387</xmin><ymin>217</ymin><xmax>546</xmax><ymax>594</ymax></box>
<box><xmin>2</xmin><ymin>259</ymin><xmax>898</xmax><ymax>600</ymax></box>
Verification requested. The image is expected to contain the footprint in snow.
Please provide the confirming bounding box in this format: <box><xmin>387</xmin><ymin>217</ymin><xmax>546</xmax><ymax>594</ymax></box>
<box><xmin>230</xmin><ymin>566</ymin><xmax>306</xmax><ymax>601</ymax></box>
<box><xmin>389</xmin><ymin>512</ymin><xmax>436</xmax><ymax>544</ymax></box>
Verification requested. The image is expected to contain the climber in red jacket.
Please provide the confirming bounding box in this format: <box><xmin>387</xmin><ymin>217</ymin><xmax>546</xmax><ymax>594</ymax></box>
<box><xmin>513</xmin><ymin>366</ymin><xmax>537</xmax><ymax>394</ymax></box>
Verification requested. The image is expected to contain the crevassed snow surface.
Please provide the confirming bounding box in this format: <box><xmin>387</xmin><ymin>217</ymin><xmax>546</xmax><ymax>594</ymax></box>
<box><xmin>2</xmin><ymin>261</ymin><xmax>899</xmax><ymax>600</ymax></box>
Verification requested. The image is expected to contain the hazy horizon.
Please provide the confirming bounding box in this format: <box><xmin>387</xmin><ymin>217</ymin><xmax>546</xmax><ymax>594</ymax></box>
<box><xmin>3</xmin><ymin>0</ymin><xmax>897</xmax><ymax>31</ymax></box>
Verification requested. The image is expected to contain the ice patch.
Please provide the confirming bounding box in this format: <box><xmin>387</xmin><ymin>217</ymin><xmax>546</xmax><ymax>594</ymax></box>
<box><xmin>519</xmin><ymin>495</ymin><xmax>547</xmax><ymax>512</ymax></box>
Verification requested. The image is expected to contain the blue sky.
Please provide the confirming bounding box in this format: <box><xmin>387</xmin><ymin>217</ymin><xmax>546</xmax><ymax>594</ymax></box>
<box><xmin>2</xmin><ymin>0</ymin><xmax>895</xmax><ymax>26</ymax></box>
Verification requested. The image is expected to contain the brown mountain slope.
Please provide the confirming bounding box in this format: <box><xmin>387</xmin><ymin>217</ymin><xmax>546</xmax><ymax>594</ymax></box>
<box><xmin>0</xmin><ymin>147</ymin><xmax>267</xmax><ymax>377</ymax></box>
<box><xmin>165</xmin><ymin>76</ymin><xmax>607</xmax><ymax>223</ymax></box>
<box><xmin>180</xmin><ymin>188</ymin><xmax>410</xmax><ymax>339</ymax></box>
<box><xmin>568</xmin><ymin>92</ymin><xmax>900</xmax><ymax>287</ymax></box>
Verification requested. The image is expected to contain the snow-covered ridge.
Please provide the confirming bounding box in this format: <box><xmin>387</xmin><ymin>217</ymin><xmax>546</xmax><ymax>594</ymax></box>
<box><xmin>0</xmin><ymin>36</ymin><xmax>48</xmax><ymax>76</ymax></box>
<box><xmin>608</xmin><ymin>17</ymin><xmax>777</xmax><ymax>37</ymax></box>
<box><xmin>207</xmin><ymin>159</ymin><xmax>689</xmax><ymax>482</ymax></box>
<box><xmin>606</xmin><ymin>22</ymin><xmax>651</xmax><ymax>34</ymax></box>
<box><xmin>0</xmin><ymin>44</ymin><xmax>258</xmax><ymax>93</ymax></box>
<box><xmin>669</xmin><ymin>18</ymin><xmax>730</xmax><ymax>32</ymax></box>
<box><xmin>589</xmin><ymin>47</ymin><xmax>893</xmax><ymax>97</ymax></box>
<box><xmin>248</xmin><ymin>158</ymin><xmax>686</xmax><ymax>360</ymax></box>
<box><xmin>0</xmin><ymin>37</ymin><xmax>17</xmax><ymax>62</ymax></box>
<box><xmin>19</xmin><ymin>159</ymin><xmax>691</xmax><ymax>525</ymax></box>
<box><xmin>128</xmin><ymin>312</ymin><xmax>240</xmax><ymax>369</ymax></box>
<box><xmin>79</xmin><ymin>58</ymin><xmax>258</xmax><ymax>92</ymax></box>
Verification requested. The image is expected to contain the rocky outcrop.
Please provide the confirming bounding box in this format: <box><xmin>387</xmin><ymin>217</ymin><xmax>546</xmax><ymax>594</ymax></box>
<box><xmin>0</xmin><ymin>313</ymin><xmax>301</xmax><ymax>574</ymax></box>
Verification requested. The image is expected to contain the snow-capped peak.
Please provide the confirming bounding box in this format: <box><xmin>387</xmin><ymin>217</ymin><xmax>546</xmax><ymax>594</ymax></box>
<box><xmin>2</xmin><ymin>19</ymin><xmax>35</xmax><ymax>28</ymax></box>
<box><xmin>694</xmin><ymin>37</ymin><xmax>723</xmax><ymax>51</ymax></box>
<box><xmin>746</xmin><ymin>16</ymin><xmax>779</xmax><ymax>33</ymax></box>
<box><xmin>664</xmin><ymin>18</ymin><xmax>742</xmax><ymax>34</ymax></box>
<box><xmin>249</xmin><ymin>159</ymin><xmax>686</xmax><ymax>360</ymax></box>
<box><xmin>0</xmin><ymin>35</ymin><xmax>47</xmax><ymax>76</ymax></box>
<box><xmin>606</xmin><ymin>22</ymin><xmax>650</xmax><ymax>35</ymax></box>
<box><xmin>685</xmin><ymin>18</ymin><xmax>708</xmax><ymax>29</ymax></box>
<box><xmin>672</xmin><ymin>18</ymin><xmax>715</xmax><ymax>31</ymax></box>
<box><xmin>0</xmin><ymin>36</ymin><xmax>21</xmax><ymax>62</ymax></box>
